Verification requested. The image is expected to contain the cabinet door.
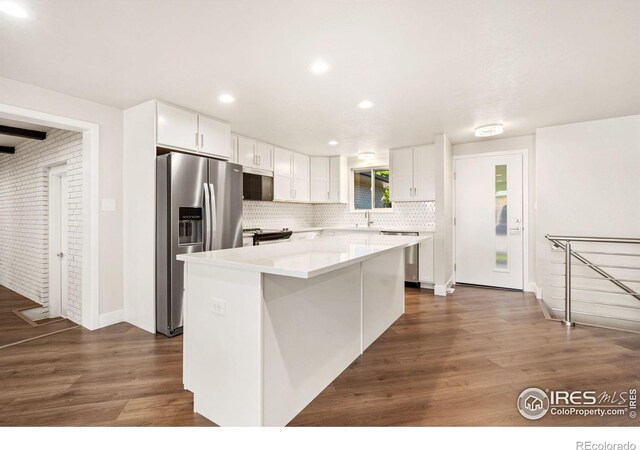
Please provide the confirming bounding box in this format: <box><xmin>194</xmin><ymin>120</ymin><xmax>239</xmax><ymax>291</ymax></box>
<box><xmin>329</xmin><ymin>156</ymin><xmax>348</xmax><ymax>203</ymax></box>
<box><xmin>292</xmin><ymin>153</ymin><xmax>309</xmax><ymax>202</ymax></box>
<box><xmin>157</xmin><ymin>102</ymin><xmax>198</xmax><ymax>151</ymax></box>
<box><xmin>238</xmin><ymin>136</ymin><xmax>257</xmax><ymax>168</ymax></box>
<box><xmin>273</xmin><ymin>175</ymin><xmax>293</xmax><ymax>201</ymax></box>
<box><xmin>413</xmin><ymin>145</ymin><xmax>436</xmax><ymax>200</ymax></box>
<box><xmin>273</xmin><ymin>147</ymin><xmax>293</xmax><ymax>177</ymax></box>
<box><xmin>198</xmin><ymin>115</ymin><xmax>231</xmax><ymax>159</ymax></box>
<box><xmin>390</xmin><ymin>147</ymin><xmax>414</xmax><ymax>202</ymax></box>
<box><xmin>229</xmin><ymin>134</ymin><xmax>239</xmax><ymax>163</ymax></box>
<box><xmin>255</xmin><ymin>141</ymin><xmax>274</xmax><ymax>171</ymax></box>
<box><xmin>419</xmin><ymin>236</ymin><xmax>434</xmax><ymax>283</ymax></box>
<box><xmin>309</xmin><ymin>157</ymin><xmax>329</xmax><ymax>202</ymax></box>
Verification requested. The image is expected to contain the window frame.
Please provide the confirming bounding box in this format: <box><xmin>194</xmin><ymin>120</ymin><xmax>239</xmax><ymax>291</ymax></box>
<box><xmin>349</xmin><ymin>165</ymin><xmax>394</xmax><ymax>213</ymax></box>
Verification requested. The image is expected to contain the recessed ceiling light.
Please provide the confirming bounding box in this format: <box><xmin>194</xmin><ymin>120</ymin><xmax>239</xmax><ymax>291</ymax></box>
<box><xmin>357</xmin><ymin>100</ymin><xmax>374</xmax><ymax>109</ymax></box>
<box><xmin>309</xmin><ymin>59</ymin><xmax>330</xmax><ymax>74</ymax></box>
<box><xmin>328</xmin><ymin>140</ymin><xmax>339</xmax><ymax>146</ymax></box>
<box><xmin>475</xmin><ymin>123</ymin><xmax>504</xmax><ymax>137</ymax></box>
<box><xmin>0</xmin><ymin>1</ymin><xmax>29</xmax><ymax>18</ymax></box>
<box><xmin>218</xmin><ymin>93</ymin><xmax>235</xmax><ymax>104</ymax></box>
<box><xmin>357</xmin><ymin>152</ymin><xmax>376</xmax><ymax>160</ymax></box>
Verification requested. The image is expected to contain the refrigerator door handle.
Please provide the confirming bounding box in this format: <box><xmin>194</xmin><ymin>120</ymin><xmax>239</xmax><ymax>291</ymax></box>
<box><xmin>203</xmin><ymin>182</ymin><xmax>211</xmax><ymax>251</ymax></box>
<box><xmin>209</xmin><ymin>183</ymin><xmax>217</xmax><ymax>250</ymax></box>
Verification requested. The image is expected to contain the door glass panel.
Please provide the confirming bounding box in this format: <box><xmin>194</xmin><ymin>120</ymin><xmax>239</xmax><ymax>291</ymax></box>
<box><xmin>353</xmin><ymin>169</ymin><xmax>372</xmax><ymax>210</ymax></box>
<box><xmin>495</xmin><ymin>164</ymin><xmax>508</xmax><ymax>270</ymax></box>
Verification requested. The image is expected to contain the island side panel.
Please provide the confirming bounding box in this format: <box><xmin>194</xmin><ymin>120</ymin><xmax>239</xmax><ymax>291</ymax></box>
<box><xmin>184</xmin><ymin>262</ymin><xmax>263</xmax><ymax>426</ymax></box>
<box><xmin>262</xmin><ymin>264</ymin><xmax>362</xmax><ymax>426</ymax></box>
<box><xmin>362</xmin><ymin>248</ymin><xmax>405</xmax><ymax>350</ymax></box>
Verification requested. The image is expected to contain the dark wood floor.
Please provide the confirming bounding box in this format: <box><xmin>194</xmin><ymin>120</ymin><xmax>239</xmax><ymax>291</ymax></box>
<box><xmin>1</xmin><ymin>285</ymin><xmax>638</xmax><ymax>426</ymax></box>
<box><xmin>0</xmin><ymin>285</ymin><xmax>77</xmax><ymax>348</ymax></box>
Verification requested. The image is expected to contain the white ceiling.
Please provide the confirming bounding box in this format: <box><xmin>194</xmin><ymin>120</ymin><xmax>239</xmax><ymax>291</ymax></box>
<box><xmin>0</xmin><ymin>118</ymin><xmax>52</xmax><ymax>147</ymax></box>
<box><xmin>1</xmin><ymin>0</ymin><xmax>639</xmax><ymax>156</ymax></box>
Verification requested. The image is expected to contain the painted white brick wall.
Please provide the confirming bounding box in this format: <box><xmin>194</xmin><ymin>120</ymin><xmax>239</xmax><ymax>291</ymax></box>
<box><xmin>0</xmin><ymin>129</ymin><xmax>83</xmax><ymax>324</ymax></box>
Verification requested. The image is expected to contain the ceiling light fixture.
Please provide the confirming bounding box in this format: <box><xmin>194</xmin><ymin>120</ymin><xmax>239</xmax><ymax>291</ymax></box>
<box><xmin>309</xmin><ymin>59</ymin><xmax>330</xmax><ymax>74</ymax></box>
<box><xmin>357</xmin><ymin>100</ymin><xmax>374</xmax><ymax>109</ymax></box>
<box><xmin>475</xmin><ymin>123</ymin><xmax>504</xmax><ymax>137</ymax></box>
<box><xmin>328</xmin><ymin>140</ymin><xmax>338</xmax><ymax>146</ymax></box>
<box><xmin>218</xmin><ymin>93</ymin><xmax>235</xmax><ymax>104</ymax></box>
<box><xmin>0</xmin><ymin>1</ymin><xmax>29</xmax><ymax>18</ymax></box>
<box><xmin>357</xmin><ymin>152</ymin><xmax>376</xmax><ymax>160</ymax></box>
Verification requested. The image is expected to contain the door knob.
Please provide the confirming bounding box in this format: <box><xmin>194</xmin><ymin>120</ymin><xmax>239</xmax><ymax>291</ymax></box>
<box><xmin>57</xmin><ymin>252</ymin><xmax>64</xmax><ymax>257</ymax></box>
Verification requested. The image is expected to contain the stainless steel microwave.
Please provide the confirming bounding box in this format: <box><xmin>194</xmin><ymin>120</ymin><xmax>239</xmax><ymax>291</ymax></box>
<box><xmin>243</xmin><ymin>171</ymin><xmax>273</xmax><ymax>201</ymax></box>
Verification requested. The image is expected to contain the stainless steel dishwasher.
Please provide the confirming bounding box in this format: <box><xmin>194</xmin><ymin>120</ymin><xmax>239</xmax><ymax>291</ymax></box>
<box><xmin>380</xmin><ymin>231</ymin><xmax>419</xmax><ymax>284</ymax></box>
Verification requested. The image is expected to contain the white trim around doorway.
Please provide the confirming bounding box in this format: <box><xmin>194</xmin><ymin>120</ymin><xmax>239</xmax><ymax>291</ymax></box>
<box><xmin>0</xmin><ymin>103</ymin><xmax>101</xmax><ymax>330</ymax></box>
<box><xmin>452</xmin><ymin>149</ymin><xmax>531</xmax><ymax>293</ymax></box>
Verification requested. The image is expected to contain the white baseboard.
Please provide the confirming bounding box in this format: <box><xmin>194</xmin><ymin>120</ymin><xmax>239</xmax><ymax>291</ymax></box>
<box><xmin>98</xmin><ymin>309</ymin><xmax>124</xmax><ymax>328</ymax></box>
<box><xmin>434</xmin><ymin>275</ymin><xmax>455</xmax><ymax>297</ymax></box>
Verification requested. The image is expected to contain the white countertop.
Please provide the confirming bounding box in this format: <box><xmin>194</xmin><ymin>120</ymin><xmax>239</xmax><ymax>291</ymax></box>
<box><xmin>178</xmin><ymin>234</ymin><xmax>431</xmax><ymax>278</ymax></box>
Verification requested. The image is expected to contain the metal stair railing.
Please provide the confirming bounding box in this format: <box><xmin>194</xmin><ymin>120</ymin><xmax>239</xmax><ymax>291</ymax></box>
<box><xmin>545</xmin><ymin>234</ymin><xmax>640</xmax><ymax>328</ymax></box>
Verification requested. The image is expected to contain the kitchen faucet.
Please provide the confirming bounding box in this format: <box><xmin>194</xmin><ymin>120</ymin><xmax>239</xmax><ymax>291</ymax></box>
<box><xmin>365</xmin><ymin>210</ymin><xmax>374</xmax><ymax>227</ymax></box>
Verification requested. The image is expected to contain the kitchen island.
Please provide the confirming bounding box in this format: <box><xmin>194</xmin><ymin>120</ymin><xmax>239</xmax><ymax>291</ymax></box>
<box><xmin>177</xmin><ymin>234</ymin><xmax>430</xmax><ymax>426</ymax></box>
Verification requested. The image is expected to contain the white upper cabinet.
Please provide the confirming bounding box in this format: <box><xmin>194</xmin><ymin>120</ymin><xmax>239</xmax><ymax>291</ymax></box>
<box><xmin>255</xmin><ymin>141</ymin><xmax>274</xmax><ymax>171</ymax></box>
<box><xmin>229</xmin><ymin>134</ymin><xmax>239</xmax><ymax>163</ymax></box>
<box><xmin>273</xmin><ymin>147</ymin><xmax>309</xmax><ymax>201</ymax></box>
<box><xmin>390</xmin><ymin>145</ymin><xmax>435</xmax><ymax>202</ymax></box>
<box><xmin>412</xmin><ymin>145</ymin><xmax>436</xmax><ymax>200</ymax></box>
<box><xmin>310</xmin><ymin>156</ymin><xmax>347</xmax><ymax>203</ymax></box>
<box><xmin>157</xmin><ymin>102</ymin><xmax>199</xmax><ymax>151</ymax></box>
<box><xmin>198</xmin><ymin>115</ymin><xmax>231</xmax><ymax>159</ymax></box>
<box><xmin>238</xmin><ymin>136</ymin><xmax>273</xmax><ymax>171</ymax></box>
<box><xmin>310</xmin><ymin>157</ymin><xmax>330</xmax><ymax>202</ymax></box>
<box><xmin>238</xmin><ymin>136</ymin><xmax>258</xmax><ymax>168</ymax></box>
<box><xmin>390</xmin><ymin>147</ymin><xmax>414</xmax><ymax>202</ymax></box>
<box><xmin>156</xmin><ymin>101</ymin><xmax>231</xmax><ymax>159</ymax></box>
<box><xmin>329</xmin><ymin>156</ymin><xmax>348</xmax><ymax>203</ymax></box>
<box><xmin>293</xmin><ymin>153</ymin><xmax>309</xmax><ymax>202</ymax></box>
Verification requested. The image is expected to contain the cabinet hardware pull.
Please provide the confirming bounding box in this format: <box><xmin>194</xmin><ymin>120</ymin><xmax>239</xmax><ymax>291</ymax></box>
<box><xmin>200</xmin><ymin>134</ymin><xmax>204</xmax><ymax>149</ymax></box>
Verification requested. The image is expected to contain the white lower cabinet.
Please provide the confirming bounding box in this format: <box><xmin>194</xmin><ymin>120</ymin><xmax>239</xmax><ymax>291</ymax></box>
<box><xmin>290</xmin><ymin>231</ymin><xmax>319</xmax><ymax>241</ymax></box>
<box><xmin>418</xmin><ymin>234</ymin><xmax>434</xmax><ymax>284</ymax></box>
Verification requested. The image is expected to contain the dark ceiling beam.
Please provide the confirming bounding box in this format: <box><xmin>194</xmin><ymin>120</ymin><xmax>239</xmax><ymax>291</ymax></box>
<box><xmin>0</xmin><ymin>125</ymin><xmax>47</xmax><ymax>141</ymax></box>
<box><xmin>0</xmin><ymin>146</ymin><xmax>16</xmax><ymax>154</ymax></box>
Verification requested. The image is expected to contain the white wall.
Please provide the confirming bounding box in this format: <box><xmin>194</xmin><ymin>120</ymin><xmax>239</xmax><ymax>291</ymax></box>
<box><xmin>0</xmin><ymin>129</ymin><xmax>83</xmax><ymax>322</ymax></box>
<box><xmin>434</xmin><ymin>134</ymin><xmax>454</xmax><ymax>294</ymax></box>
<box><xmin>536</xmin><ymin>115</ymin><xmax>640</xmax><ymax>329</ymax></box>
<box><xmin>0</xmin><ymin>76</ymin><xmax>124</xmax><ymax>317</ymax></box>
<box><xmin>453</xmin><ymin>135</ymin><xmax>537</xmax><ymax>290</ymax></box>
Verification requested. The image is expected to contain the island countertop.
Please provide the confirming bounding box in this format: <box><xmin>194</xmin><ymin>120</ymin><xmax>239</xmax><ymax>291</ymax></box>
<box><xmin>177</xmin><ymin>234</ymin><xmax>430</xmax><ymax>279</ymax></box>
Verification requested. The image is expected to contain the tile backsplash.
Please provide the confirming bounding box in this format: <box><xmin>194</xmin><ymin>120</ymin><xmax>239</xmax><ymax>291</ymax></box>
<box><xmin>243</xmin><ymin>200</ymin><xmax>435</xmax><ymax>231</ymax></box>
<box><xmin>314</xmin><ymin>202</ymin><xmax>435</xmax><ymax>230</ymax></box>
<box><xmin>243</xmin><ymin>201</ymin><xmax>315</xmax><ymax>229</ymax></box>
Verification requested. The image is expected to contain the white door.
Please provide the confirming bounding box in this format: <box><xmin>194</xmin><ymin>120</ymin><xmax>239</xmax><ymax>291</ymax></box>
<box><xmin>156</xmin><ymin>102</ymin><xmax>199</xmax><ymax>151</ymax></box>
<box><xmin>198</xmin><ymin>115</ymin><xmax>231</xmax><ymax>159</ymax></box>
<box><xmin>455</xmin><ymin>153</ymin><xmax>524</xmax><ymax>289</ymax></box>
<box><xmin>49</xmin><ymin>167</ymin><xmax>69</xmax><ymax>318</ymax></box>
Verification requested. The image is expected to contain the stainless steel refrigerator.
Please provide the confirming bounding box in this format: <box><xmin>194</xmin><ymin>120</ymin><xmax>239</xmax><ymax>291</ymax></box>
<box><xmin>156</xmin><ymin>152</ymin><xmax>243</xmax><ymax>337</ymax></box>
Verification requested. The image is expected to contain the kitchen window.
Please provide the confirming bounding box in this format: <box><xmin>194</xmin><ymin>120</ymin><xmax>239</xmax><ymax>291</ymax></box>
<box><xmin>352</xmin><ymin>167</ymin><xmax>392</xmax><ymax>211</ymax></box>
